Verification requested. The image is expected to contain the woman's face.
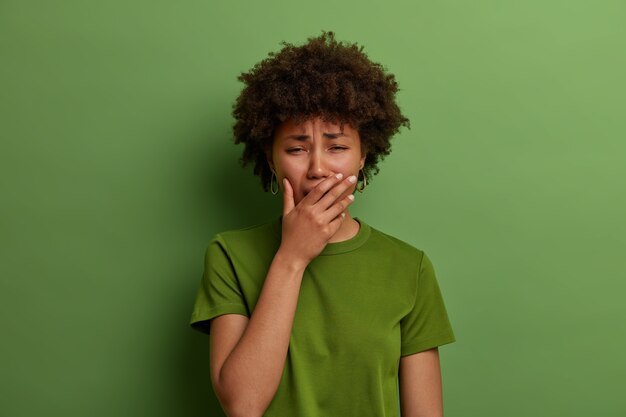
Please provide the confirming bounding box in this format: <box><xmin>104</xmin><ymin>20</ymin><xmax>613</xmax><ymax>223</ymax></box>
<box><xmin>268</xmin><ymin>116</ymin><xmax>366</xmax><ymax>206</ymax></box>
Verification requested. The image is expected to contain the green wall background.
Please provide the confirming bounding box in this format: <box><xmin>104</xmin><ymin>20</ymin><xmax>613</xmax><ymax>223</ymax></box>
<box><xmin>1</xmin><ymin>1</ymin><xmax>625</xmax><ymax>416</ymax></box>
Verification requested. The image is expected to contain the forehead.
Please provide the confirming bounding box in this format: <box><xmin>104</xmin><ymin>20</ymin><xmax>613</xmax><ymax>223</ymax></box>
<box><xmin>275</xmin><ymin>117</ymin><xmax>358</xmax><ymax>135</ymax></box>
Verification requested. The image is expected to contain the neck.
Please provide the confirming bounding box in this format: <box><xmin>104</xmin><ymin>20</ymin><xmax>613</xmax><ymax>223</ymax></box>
<box><xmin>327</xmin><ymin>212</ymin><xmax>360</xmax><ymax>243</ymax></box>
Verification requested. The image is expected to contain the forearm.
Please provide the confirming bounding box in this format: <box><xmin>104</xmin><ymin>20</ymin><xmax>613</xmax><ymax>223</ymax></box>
<box><xmin>218</xmin><ymin>250</ymin><xmax>307</xmax><ymax>417</ymax></box>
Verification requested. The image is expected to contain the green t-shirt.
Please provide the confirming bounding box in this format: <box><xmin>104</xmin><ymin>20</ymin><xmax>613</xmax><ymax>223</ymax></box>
<box><xmin>190</xmin><ymin>215</ymin><xmax>455</xmax><ymax>416</ymax></box>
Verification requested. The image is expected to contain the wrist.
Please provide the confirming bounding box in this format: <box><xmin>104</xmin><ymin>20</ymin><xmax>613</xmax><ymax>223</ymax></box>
<box><xmin>274</xmin><ymin>248</ymin><xmax>309</xmax><ymax>273</ymax></box>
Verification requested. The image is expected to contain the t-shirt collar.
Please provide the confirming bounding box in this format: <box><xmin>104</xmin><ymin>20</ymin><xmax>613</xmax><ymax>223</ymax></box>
<box><xmin>271</xmin><ymin>214</ymin><xmax>371</xmax><ymax>255</ymax></box>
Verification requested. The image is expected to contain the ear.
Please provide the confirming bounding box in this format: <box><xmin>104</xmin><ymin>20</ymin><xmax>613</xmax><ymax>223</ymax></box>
<box><xmin>265</xmin><ymin>140</ymin><xmax>276</xmax><ymax>173</ymax></box>
<box><xmin>265</xmin><ymin>147</ymin><xmax>275</xmax><ymax>173</ymax></box>
<box><xmin>359</xmin><ymin>141</ymin><xmax>366</xmax><ymax>170</ymax></box>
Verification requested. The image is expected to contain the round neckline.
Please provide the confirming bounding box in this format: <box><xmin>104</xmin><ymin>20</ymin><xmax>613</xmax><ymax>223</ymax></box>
<box><xmin>271</xmin><ymin>214</ymin><xmax>371</xmax><ymax>255</ymax></box>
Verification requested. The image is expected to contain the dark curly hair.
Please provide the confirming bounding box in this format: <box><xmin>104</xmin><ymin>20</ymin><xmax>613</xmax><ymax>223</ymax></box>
<box><xmin>232</xmin><ymin>30</ymin><xmax>410</xmax><ymax>192</ymax></box>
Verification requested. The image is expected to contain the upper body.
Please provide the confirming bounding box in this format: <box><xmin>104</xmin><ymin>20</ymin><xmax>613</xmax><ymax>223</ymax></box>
<box><xmin>190</xmin><ymin>214</ymin><xmax>455</xmax><ymax>416</ymax></box>
<box><xmin>190</xmin><ymin>30</ymin><xmax>456</xmax><ymax>416</ymax></box>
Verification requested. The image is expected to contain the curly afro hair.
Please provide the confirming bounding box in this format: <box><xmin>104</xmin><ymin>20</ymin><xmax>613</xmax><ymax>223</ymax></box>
<box><xmin>232</xmin><ymin>30</ymin><xmax>410</xmax><ymax>192</ymax></box>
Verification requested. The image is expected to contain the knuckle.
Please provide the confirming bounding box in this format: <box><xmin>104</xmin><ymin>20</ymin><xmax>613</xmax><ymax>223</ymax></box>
<box><xmin>325</xmin><ymin>175</ymin><xmax>337</xmax><ymax>183</ymax></box>
<box><xmin>326</xmin><ymin>174</ymin><xmax>341</xmax><ymax>186</ymax></box>
<box><xmin>322</xmin><ymin>181</ymin><xmax>337</xmax><ymax>193</ymax></box>
<box><xmin>327</xmin><ymin>186</ymin><xmax>344</xmax><ymax>200</ymax></box>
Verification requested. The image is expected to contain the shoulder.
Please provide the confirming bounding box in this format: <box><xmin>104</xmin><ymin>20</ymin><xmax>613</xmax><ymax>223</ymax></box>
<box><xmin>217</xmin><ymin>217</ymin><xmax>278</xmax><ymax>240</ymax></box>
<box><xmin>208</xmin><ymin>216</ymin><xmax>281</xmax><ymax>257</ymax></box>
<box><xmin>365</xmin><ymin>221</ymin><xmax>426</xmax><ymax>264</ymax></box>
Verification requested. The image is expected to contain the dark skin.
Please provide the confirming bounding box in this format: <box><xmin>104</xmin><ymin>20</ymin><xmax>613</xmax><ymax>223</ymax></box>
<box><xmin>268</xmin><ymin>117</ymin><xmax>446</xmax><ymax>417</ymax></box>
<box><xmin>232</xmin><ymin>31</ymin><xmax>410</xmax><ymax>194</ymax></box>
<box><xmin>207</xmin><ymin>168</ymin><xmax>356</xmax><ymax>417</ymax></box>
<box><xmin>266</xmin><ymin>116</ymin><xmax>366</xmax><ymax>265</ymax></box>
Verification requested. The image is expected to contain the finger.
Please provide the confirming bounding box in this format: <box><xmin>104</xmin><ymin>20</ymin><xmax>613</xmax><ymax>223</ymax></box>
<box><xmin>321</xmin><ymin>193</ymin><xmax>355</xmax><ymax>223</ymax></box>
<box><xmin>316</xmin><ymin>174</ymin><xmax>357</xmax><ymax>211</ymax></box>
<box><xmin>282</xmin><ymin>178</ymin><xmax>295</xmax><ymax>215</ymax></box>
<box><xmin>328</xmin><ymin>211</ymin><xmax>346</xmax><ymax>233</ymax></box>
<box><xmin>302</xmin><ymin>172</ymin><xmax>343</xmax><ymax>206</ymax></box>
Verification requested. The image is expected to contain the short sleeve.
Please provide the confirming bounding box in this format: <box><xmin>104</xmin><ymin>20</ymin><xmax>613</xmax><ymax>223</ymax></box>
<box><xmin>189</xmin><ymin>235</ymin><xmax>250</xmax><ymax>335</ymax></box>
<box><xmin>400</xmin><ymin>251</ymin><xmax>456</xmax><ymax>356</ymax></box>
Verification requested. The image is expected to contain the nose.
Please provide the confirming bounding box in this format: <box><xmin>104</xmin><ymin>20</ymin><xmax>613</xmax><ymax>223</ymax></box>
<box><xmin>307</xmin><ymin>149</ymin><xmax>331</xmax><ymax>179</ymax></box>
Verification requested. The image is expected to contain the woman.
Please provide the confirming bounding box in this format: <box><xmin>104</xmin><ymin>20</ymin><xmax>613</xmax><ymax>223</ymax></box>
<box><xmin>190</xmin><ymin>31</ymin><xmax>456</xmax><ymax>417</ymax></box>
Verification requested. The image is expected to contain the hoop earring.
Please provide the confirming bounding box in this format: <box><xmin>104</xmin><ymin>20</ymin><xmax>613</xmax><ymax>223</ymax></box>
<box><xmin>270</xmin><ymin>170</ymin><xmax>279</xmax><ymax>195</ymax></box>
<box><xmin>356</xmin><ymin>168</ymin><xmax>367</xmax><ymax>193</ymax></box>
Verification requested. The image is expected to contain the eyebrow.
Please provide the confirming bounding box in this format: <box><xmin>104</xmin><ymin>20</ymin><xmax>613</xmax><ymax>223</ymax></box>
<box><xmin>283</xmin><ymin>132</ymin><xmax>348</xmax><ymax>141</ymax></box>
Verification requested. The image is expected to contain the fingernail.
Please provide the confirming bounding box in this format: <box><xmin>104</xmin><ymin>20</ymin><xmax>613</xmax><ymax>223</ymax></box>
<box><xmin>348</xmin><ymin>175</ymin><xmax>357</xmax><ymax>183</ymax></box>
<box><xmin>335</xmin><ymin>173</ymin><xmax>343</xmax><ymax>179</ymax></box>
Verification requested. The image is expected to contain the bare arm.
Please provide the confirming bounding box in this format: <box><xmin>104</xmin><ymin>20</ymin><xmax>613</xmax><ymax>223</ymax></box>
<box><xmin>399</xmin><ymin>347</ymin><xmax>444</xmax><ymax>417</ymax></box>
<box><xmin>211</xmin><ymin>172</ymin><xmax>356</xmax><ymax>417</ymax></box>
<box><xmin>213</xmin><ymin>252</ymin><xmax>307</xmax><ymax>417</ymax></box>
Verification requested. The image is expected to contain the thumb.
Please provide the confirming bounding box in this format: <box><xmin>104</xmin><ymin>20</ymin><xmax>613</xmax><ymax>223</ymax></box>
<box><xmin>282</xmin><ymin>177</ymin><xmax>295</xmax><ymax>215</ymax></box>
